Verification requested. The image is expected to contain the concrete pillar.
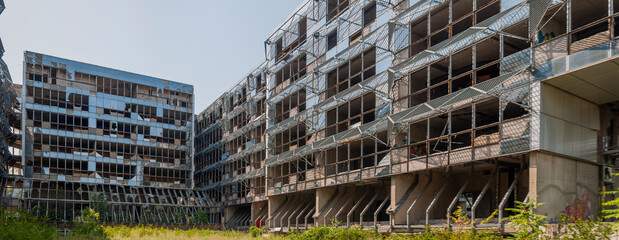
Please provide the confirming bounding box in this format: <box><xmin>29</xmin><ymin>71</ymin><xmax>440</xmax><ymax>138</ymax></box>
<box><xmin>529</xmin><ymin>151</ymin><xmax>599</xmax><ymax>220</ymax></box>
<box><xmin>267</xmin><ymin>195</ymin><xmax>286</xmax><ymax>227</ymax></box>
<box><xmin>224</xmin><ymin>205</ymin><xmax>238</xmax><ymax>224</ymax></box>
<box><xmin>315</xmin><ymin>187</ymin><xmax>337</xmax><ymax>225</ymax></box>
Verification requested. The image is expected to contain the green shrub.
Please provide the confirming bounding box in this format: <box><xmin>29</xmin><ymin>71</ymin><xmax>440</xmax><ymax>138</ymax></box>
<box><xmin>72</xmin><ymin>207</ymin><xmax>107</xmax><ymax>239</ymax></box>
<box><xmin>504</xmin><ymin>198</ymin><xmax>547</xmax><ymax>239</ymax></box>
<box><xmin>557</xmin><ymin>214</ymin><xmax>613</xmax><ymax>240</ymax></box>
<box><xmin>0</xmin><ymin>209</ymin><xmax>56</xmax><ymax>240</ymax></box>
<box><xmin>249</xmin><ymin>226</ymin><xmax>263</xmax><ymax>238</ymax></box>
<box><xmin>285</xmin><ymin>219</ymin><xmax>380</xmax><ymax>240</ymax></box>
<box><xmin>193</xmin><ymin>209</ymin><xmax>209</xmax><ymax>224</ymax></box>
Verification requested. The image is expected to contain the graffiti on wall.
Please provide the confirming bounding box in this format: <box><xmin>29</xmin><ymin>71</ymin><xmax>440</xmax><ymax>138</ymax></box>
<box><xmin>561</xmin><ymin>194</ymin><xmax>592</xmax><ymax>221</ymax></box>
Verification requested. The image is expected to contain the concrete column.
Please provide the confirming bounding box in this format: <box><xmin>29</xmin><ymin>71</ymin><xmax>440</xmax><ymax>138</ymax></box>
<box><xmin>529</xmin><ymin>151</ymin><xmax>599</xmax><ymax>220</ymax></box>
<box><xmin>224</xmin><ymin>205</ymin><xmax>238</xmax><ymax>224</ymax></box>
<box><xmin>315</xmin><ymin>187</ymin><xmax>337</xmax><ymax>225</ymax></box>
<box><xmin>267</xmin><ymin>195</ymin><xmax>286</xmax><ymax>227</ymax></box>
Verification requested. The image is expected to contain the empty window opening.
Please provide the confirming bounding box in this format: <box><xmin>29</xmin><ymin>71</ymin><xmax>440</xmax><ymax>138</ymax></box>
<box><xmin>410</xmin><ymin>69</ymin><xmax>427</xmax><ymax>94</ymax></box>
<box><xmin>430</xmin><ymin>114</ymin><xmax>449</xmax><ymax>139</ymax></box>
<box><xmin>363</xmin><ymin>2</ymin><xmax>377</xmax><ymax>27</ymax></box>
<box><xmin>475</xmin><ymin>63</ymin><xmax>500</xmax><ymax>84</ymax></box>
<box><xmin>475</xmin><ymin>99</ymin><xmax>499</xmax><ymax>127</ymax></box>
<box><xmin>571</xmin><ymin>0</ymin><xmax>608</xmax><ymax>30</ymax></box>
<box><xmin>503</xmin><ymin>23</ymin><xmax>529</xmax><ymax>57</ymax></box>
<box><xmin>503</xmin><ymin>102</ymin><xmax>528</xmax><ymax>120</ymax></box>
<box><xmin>451</xmin><ymin>106</ymin><xmax>472</xmax><ymax>133</ymax></box>
<box><xmin>327</xmin><ymin>0</ymin><xmax>350</xmax><ymax>22</ymax></box>
<box><xmin>452</xmin><ymin>0</ymin><xmax>473</xmax><ymax>21</ymax></box>
<box><xmin>476</xmin><ymin>1</ymin><xmax>500</xmax><ymax>24</ymax></box>
<box><xmin>328</xmin><ymin>30</ymin><xmax>338</xmax><ymax>50</ymax></box>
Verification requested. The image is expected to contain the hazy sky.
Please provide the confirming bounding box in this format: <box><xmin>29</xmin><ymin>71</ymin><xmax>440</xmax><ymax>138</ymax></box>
<box><xmin>0</xmin><ymin>0</ymin><xmax>301</xmax><ymax>112</ymax></box>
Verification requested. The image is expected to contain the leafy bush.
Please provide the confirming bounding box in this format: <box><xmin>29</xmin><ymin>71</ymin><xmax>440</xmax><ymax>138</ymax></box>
<box><xmin>192</xmin><ymin>209</ymin><xmax>209</xmax><ymax>224</ymax></box>
<box><xmin>504</xmin><ymin>198</ymin><xmax>547</xmax><ymax>239</ymax></box>
<box><xmin>0</xmin><ymin>209</ymin><xmax>56</xmax><ymax>240</ymax></box>
<box><xmin>72</xmin><ymin>207</ymin><xmax>107</xmax><ymax>238</ymax></box>
<box><xmin>286</xmin><ymin>219</ymin><xmax>380</xmax><ymax>240</ymax></box>
<box><xmin>557</xmin><ymin>214</ymin><xmax>613</xmax><ymax>240</ymax></box>
<box><xmin>249</xmin><ymin>226</ymin><xmax>263</xmax><ymax>238</ymax></box>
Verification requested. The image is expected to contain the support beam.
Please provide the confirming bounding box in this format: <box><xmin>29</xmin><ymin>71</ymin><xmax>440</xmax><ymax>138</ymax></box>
<box><xmin>304</xmin><ymin>206</ymin><xmax>316</xmax><ymax>230</ymax></box>
<box><xmin>406</xmin><ymin>173</ymin><xmax>432</xmax><ymax>230</ymax></box>
<box><xmin>447</xmin><ymin>165</ymin><xmax>474</xmax><ymax>226</ymax></box>
<box><xmin>323</xmin><ymin>189</ymin><xmax>347</xmax><ymax>226</ymax></box>
<box><xmin>499</xmin><ymin>169</ymin><xmax>521</xmax><ymax>230</ymax></box>
<box><xmin>347</xmin><ymin>191</ymin><xmax>369</xmax><ymax>227</ymax></box>
<box><xmin>288</xmin><ymin>201</ymin><xmax>308</xmax><ymax>229</ymax></box>
<box><xmin>334</xmin><ymin>191</ymin><xmax>357</xmax><ymax>223</ymax></box>
<box><xmin>296</xmin><ymin>202</ymin><xmax>313</xmax><ymax>230</ymax></box>
<box><xmin>426</xmin><ymin>171</ymin><xmax>452</xmax><ymax>225</ymax></box>
<box><xmin>374</xmin><ymin>195</ymin><xmax>390</xmax><ymax>229</ymax></box>
<box><xmin>471</xmin><ymin>164</ymin><xmax>498</xmax><ymax>225</ymax></box>
<box><xmin>359</xmin><ymin>192</ymin><xmax>379</xmax><ymax>227</ymax></box>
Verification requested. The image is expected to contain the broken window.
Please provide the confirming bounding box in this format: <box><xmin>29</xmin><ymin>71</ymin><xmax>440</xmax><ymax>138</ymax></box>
<box><xmin>327</xmin><ymin>30</ymin><xmax>338</xmax><ymax>51</ymax></box>
<box><xmin>327</xmin><ymin>0</ymin><xmax>350</xmax><ymax>22</ymax></box>
<box><xmin>363</xmin><ymin>2</ymin><xmax>376</xmax><ymax>27</ymax></box>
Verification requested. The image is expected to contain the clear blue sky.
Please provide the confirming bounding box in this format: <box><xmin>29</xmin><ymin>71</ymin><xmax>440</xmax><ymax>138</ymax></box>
<box><xmin>0</xmin><ymin>0</ymin><xmax>302</xmax><ymax>112</ymax></box>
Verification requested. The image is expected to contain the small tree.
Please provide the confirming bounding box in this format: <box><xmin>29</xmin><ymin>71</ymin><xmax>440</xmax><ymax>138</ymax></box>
<box><xmin>193</xmin><ymin>209</ymin><xmax>209</xmax><ymax>224</ymax></box>
<box><xmin>504</xmin><ymin>198</ymin><xmax>547</xmax><ymax>239</ymax></box>
<box><xmin>73</xmin><ymin>207</ymin><xmax>106</xmax><ymax>238</ymax></box>
<box><xmin>90</xmin><ymin>193</ymin><xmax>110</xmax><ymax>222</ymax></box>
<box><xmin>602</xmin><ymin>173</ymin><xmax>619</xmax><ymax>224</ymax></box>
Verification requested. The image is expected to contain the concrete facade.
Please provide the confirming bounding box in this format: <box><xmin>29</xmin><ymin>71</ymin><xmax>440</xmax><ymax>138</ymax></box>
<box><xmin>2</xmin><ymin>52</ymin><xmax>215</xmax><ymax>223</ymax></box>
<box><xmin>195</xmin><ymin>0</ymin><xmax>619</xmax><ymax>232</ymax></box>
<box><xmin>0</xmin><ymin>0</ymin><xmax>617</xmax><ymax>233</ymax></box>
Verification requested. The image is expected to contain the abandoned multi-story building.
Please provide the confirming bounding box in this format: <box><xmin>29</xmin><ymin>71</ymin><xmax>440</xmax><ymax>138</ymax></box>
<box><xmin>1</xmin><ymin>0</ymin><xmax>619</xmax><ymax>233</ymax></box>
<box><xmin>1</xmin><ymin>51</ymin><xmax>215</xmax><ymax>223</ymax></box>
<box><xmin>0</xmin><ymin>1</ymin><xmax>22</xmax><ymax>208</ymax></box>
<box><xmin>196</xmin><ymin>0</ymin><xmax>619</xmax><ymax>232</ymax></box>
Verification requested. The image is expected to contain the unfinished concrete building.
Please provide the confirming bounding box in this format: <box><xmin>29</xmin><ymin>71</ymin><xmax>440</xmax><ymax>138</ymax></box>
<box><xmin>0</xmin><ymin>0</ymin><xmax>23</xmax><ymax>207</ymax></box>
<box><xmin>3</xmin><ymin>52</ymin><xmax>215</xmax><ymax>223</ymax></box>
<box><xmin>195</xmin><ymin>62</ymin><xmax>269</xmax><ymax>226</ymax></box>
<box><xmin>199</xmin><ymin>0</ymin><xmax>619</xmax><ymax>232</ymax></box>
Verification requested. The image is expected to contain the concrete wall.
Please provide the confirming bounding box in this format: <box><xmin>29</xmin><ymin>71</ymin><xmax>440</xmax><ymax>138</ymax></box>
<box><xmin>540</xmin><ymin>84</ymin><xmax>600</xmax><ymax>162</ymax></box>
<box><xmin>529</xmin><ymin>151</ymin><xmax>599</xmax><ymax>220</ymax></box>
